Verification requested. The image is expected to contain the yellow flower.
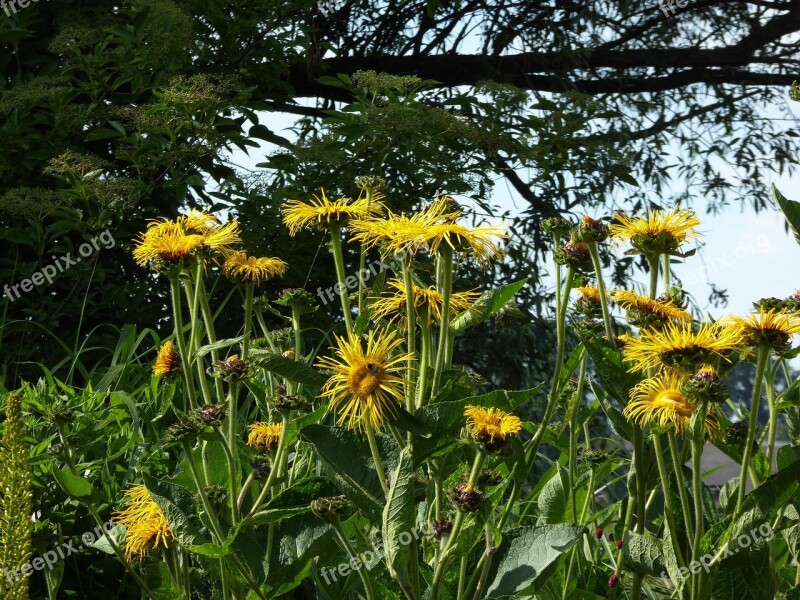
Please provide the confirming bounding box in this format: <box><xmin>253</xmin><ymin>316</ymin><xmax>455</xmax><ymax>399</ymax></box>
<box><xmin>282</xmin><ymin>189</ymin><xmax>384</xmax><ymax>236</ymax></box>
<box><xmin>721</xmin><ymin>308</ymin><xmax>800</xmax><ymax>353</ymax></box>
<box><xmin>246</xmin><ymin>422</ymin><xmax>283</xmax><ymax>450</ymax></box>
<box><xmin>417</xmin><ymin>221</ymin><xmax>508</xmax><ymax>265</ymax></box>
<box><xmin>349</xmin><ymin>208</ymin><xmax>439</xmax><ymax>255</ymax></box>
<box><xmin>612</xmin><ymin>289</ymin><xmax>692</xmax><ymax>325</ymax></box>
<box><xmin>133</xmin><ymin>211</ymin><xmax>240</xmax><ymax>267</ymax></box>
<box><xmin>350</xmin><ymin>198</ymin><xmax>506</xmax><ymax>265</ymax></box>
<box><xmin>464</xmin><ymin>405</ymin><xmax>522</xmax><ymax>443</ymax></box>
<box><xmin>316</xmin><ymin>328</ymin><xmax>412</xmax><ymax>431</ymax></box>
<box><xmin>624</xmin><ymin>372</ymin><xmax>719</xmax><ymax>438</ymax></box>
<box><xmin>113</xmin><ymin>484</ymin><xmax>173</xmax><ymax>561</ymax></box>
<box><xmin>370</xmin><ymin>279</ymin><xmax>479</xmax><ymax>324</ymax></box>
<box><xmin>576</xmin><ymin>286</ymin><xmax>604</xmax><ymax>304</ymax></box>
<box><xmin>222</xmin><ymin>250</ymin><xmax>287</xmax><ymax>285</ymax></box>
<box><xmin>622</xmin><ymin>321</ymin><xmax>744</xmax><ymax>373</ymax></box>
<box><xmin>609</xmin><ymin>209</ymin><xmax>701</xmax><ymax>255</ymax></box>
<box><xmin>153</xmin><ymin>341</ymin><xmax>180</xmax><ymax>378</ymax></box>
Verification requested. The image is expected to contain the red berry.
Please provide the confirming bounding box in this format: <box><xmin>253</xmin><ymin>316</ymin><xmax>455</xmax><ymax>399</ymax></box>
<box><xmin>608</xmin><ymin>574</ymin><xmax>620</xmax><ymax>588</ymax></box>
<box><xmin>615</xmin><ymin>539</ymin><xmax>623</xmax><ymax>550</ymax></box>
<box><xmin>594</xmin><ymin>527</ymin><xmax>604</xmax><ymax>539</ymax></box>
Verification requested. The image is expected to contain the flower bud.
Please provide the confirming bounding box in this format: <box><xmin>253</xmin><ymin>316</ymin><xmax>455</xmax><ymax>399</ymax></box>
<box><xmin>554</xmin><ymin>241</ymin><xmax>593</xmax><ymax>272</ymax></box>
<box><xmin>212</xmin><ymin>354</ymin><xmax>251</xmax><ymax>382</ymax></box>
<box><xmin>195</xmin><ymin>404</ymin><xmax>226</xmax><ymax>426</ymax></box>
<box><xmin>311</xmin><ymin>495</ymin><xmax>353</xmax><ymax>522</ymax></box>
<box><xmin>608</xmin><ymin>574</ymin><xmax>620</xmax><ymax>589</ymax></box>
<box><xmin>164</xmin><ymin>419</ymin><xmax>203</xmax><ymax>444</ymax></box>
<box><xmin>541</xmin><ymin>217</ymin><xmax>573</xmax><ymax>238</ymax></box>
<box><xmin>615</xmin><ymin>539</ymin><xmax>623</xmax><ymax>550</ymax></box>
<box><xmin>575</xmin><ymin>216</ymin><xmax>609</xmax><ymax>243</ymax></box>
<box><xmin>681</xmin><ymin>366</ymin><xmax>728</xmax><ymax>404</ymax></box>
<box><xmin>594</xmin><ymin>527</ymin><xmax>604</xmax><ymax>539</ymax></box>
<box><xmin>431</xmin><ymin>518</ymin><xmax>453</xmax><ymax>539</ymax></box>
<box><xmin>724</xmin><ymin>421</ymin><xmax>748</xmax><ymax>445</ymax></box>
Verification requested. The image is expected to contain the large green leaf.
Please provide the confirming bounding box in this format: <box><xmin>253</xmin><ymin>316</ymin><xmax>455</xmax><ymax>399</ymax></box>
<box><xmin>144</xmin><ymin>476</ymin><xmax>211</xmax><ymax>548</ymax></box>
<box><xmin>299</xmin><ymin>425</ymin><xmax>386</xmax><ymax>522</ymax></box>
<box><xmin>449</xmin><ymin>279</ymin><xmax>527</xmax><ymax>333</ymax></box>
<box><xmin>249</xmin><ymin>350</ymin><xmax>328</xmax><ymax>387</ymax></box>
<box><xmin>247</xmin><ymin>477</ymin><xmax>340</xmax><ymax>526</ymax></box>
<box><xmin>52</xmin><ymin>468</ymin><xmax>96</xmax><ymax>501</ymax></box>
<box><xmin>382</xmin><ymin>447</ymin><xmax>416</xmax><ymax>590</ymax></box>
<box><xmin>774</xmin><ymin>185</ymin><xmax>800</xmax><ymax>246</ymax></box>
<box><xmin>700</xmin><ymin>458</ymin><xmax>800</xmax><ymax>559</ymax></box>
<box><xmin>484</xmin><ymin>524</ymin><xmax>585</xmax><ymax>597</ymax></box>
<box><xmin>578</xmin><ymin>332</ymin><xmax>641</xmax><ymax>406</ymax></box>
<box><xmin>622</xmin><ymin>531</ymin><xmax>667</xmax><ymax>576</ymax></box>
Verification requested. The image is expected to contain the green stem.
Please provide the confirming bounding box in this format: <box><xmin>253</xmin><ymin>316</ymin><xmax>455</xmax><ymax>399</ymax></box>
<box><xmin>416</xmin><ymin>309</ymin><xmax>432</xmax><ymax>409</ymax></box>
<box><xmin>329</xmin><ymin>224</ymin><xmax>354</xmax><ymax>334</ymax></box>
<box><xmin>765</xmin><ymin>356</ymin><xmax>777</xmax><ymax>473</ymax></box>
<box><xmin>588</xmin><ymin>242</ymin><xmax>615</xmax><ymax>345</ymax></box>
<box><xmin>365</xmin><ymin>421</ymin><xmax>389</xmax><ymax>497</ymax></box>
<box><xmin>654</xmin><ymin>434</ymin><xmax>687</xmax><ymax>568</ymax></box>
<box><xmin>197</xmin><ymin>276</ymin><xmax>225</xmax><ymax>403</ymax></box>
<box><xmin>662</xmin><ymin>254</ymin><xmax>671</xmax><ymax>289</ymax></box>
<box><xmin>736</xmin><ymin>347</ymin><xmax>769</xmax><ymax>513</ymax></box>
<box><xmin>169</xmin><ymin>274</ymin><xmax>197</xmax><ymax>410</ymax></box>
<box><xmin>357</xmin><ymin>189</ymin><xmax>373</xmax><ymax>316</ymax></box>
<box><xmin>288</xmin><ymin>305</ymin><xmax>303</xmax><ymax>396</ymax></box>
<box><xmin>691</xmin><ymin>403</ymin><xmax>709</xmax><ymax>597</ymax></box>
<box><xmin>669</xmin><ymin>430</ymin><xmax>695</xmax><ymax>545</ymax></box>
<box><xmin>648</xmin><ymin>253</ymin><xmax>660</xmax><ymax>299</ymax></box>
<box><xmin>431</xmin><ymin>246</ymin><xmax>454</xmax><ymax>397</ymax></box>
<box><xmin>329</xmin><ymin>516</ymin><xmax>375</xmax><ymax>600</ymax></box>
<box><xmin>431</xmin><ymin>453</ymin><xmax>484</xmax><ymax>599</ymax></box>
<box><xmin>401</xmin><ymin>259</ymin><xmax>418</xmax><ymax>412</ymax></box>
<box><xmin>246</xmin><ymin>414</ymin><xmax>290</xmax><ymax>519</ymax></box>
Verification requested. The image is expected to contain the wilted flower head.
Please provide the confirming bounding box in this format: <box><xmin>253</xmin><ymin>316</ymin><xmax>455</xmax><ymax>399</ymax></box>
<box><xmin>575</xmin><ymin>216</ymin><xmax>609</xmax><ymax>243</ymax></box>
<box><xmin>681</xmin><ymin>366</ymin><xmax>728</xmax><ymax>404</ymax></box>
<box><xmin>212</xmin><ymin>354</ymin><xmax>251</xmax><ymax>382</ymax></box>
<box><xmin>195</xmin><ymin>404</ymin><xmax>226</xmax><ymax>426</ymax></box>
<box><xmin>450</xmin><ymin>482</ymin><xmax>482</xmax><ymax>512</ymax></box>
<box><xmin>555</xmin><ymin>241</ymin><xmax>592</xmax><ymax>271</ymax></box>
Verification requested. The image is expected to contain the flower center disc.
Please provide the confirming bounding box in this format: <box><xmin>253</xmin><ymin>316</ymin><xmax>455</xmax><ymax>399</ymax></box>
<box><xmin>349</xmin><ymin>363</ymin><xmax>383</xmax><ymax>398</ymax></box>
<box><xmin>657</xmin><ymin>390</ymin><xmax>695</xmax><ymax>418</ymax></box>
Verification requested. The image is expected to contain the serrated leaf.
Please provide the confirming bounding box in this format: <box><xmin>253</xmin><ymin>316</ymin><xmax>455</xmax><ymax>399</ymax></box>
<box><xmin>622</xmin><ymin>531</ymin><xmax>667</xmax><ymax>576</ymax></box>
<box><xmin>450</xmin><ymin>279</ymin><xmax>527</xmax><ymax>333</ymax></box>
<box><xmin>299</xmin><ymin>425</ymin><xmax>385</xmax><ymax>522</ymax></box>
<box><xmin>484</xmin><ymin>524</ymin><xmax>584</xmax><ymax>597</ymax></box>
<box><xmin>382</xmin><ymin>447</ymin><xmax>415</xmax><ymax>587</ymax></box>
<box><xmin>144</xmin><ymin>476</ymin><xmax>211</xmax><ymax>548</ymax></box>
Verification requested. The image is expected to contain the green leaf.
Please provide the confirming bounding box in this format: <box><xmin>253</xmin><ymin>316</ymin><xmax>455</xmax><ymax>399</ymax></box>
<box><xmin>194</xmin><ymin>336</ymin><xmax>243</xmax><ymax>358</ymax></box>
<box><xmin>578</xmin><ymin>332</ymin><xmax>641</xmax><ymax>406</ymax></box>
<box><xmin>382</xmin><ymin>447</ymin><xmax>416</xmax><ymax>587</ymax></box>
<box><xmin>92</xmin><ymin>524</ymin><xmax>126</xmax><ymax>555</ymax></box>
<box><xmin>449</xmin><ymin>279</ymin><xmax>527</xmax><ymax>333</ymax></box>
<box><xmin>144</xmin><ymin>476</ymin><xmax>211</xmax><ymax>548</ymax></box>
<box><xmin>622</xmin><ymin>531</ymin><xmax>667</xmax><ymax>576</ymax></box>
<box><xmin>484</xmin><ymin>524</ymin><xmax>584</xmax><ymax>597</ymax></box>
<box><xmin>249</xmin><ymin>350</ymin><xmax>328</xmax><ymax>386</ymax></box>
<box><xmin>774</xmin><ymin>185</ymin><xmax>800</xmax><ymax>246</ymax></box>
<box><xmin>700</xmin><ymin>458</ymin><xmax>800</xmax><ymax>559</ymax></box>
<box><xmin>386</xmin><ymin>405</ymin><xmax>432</xmax><ymax>438</ymax></box>
<box><xmin>246</xmin><ymin>477</ymin><xmax>340</xmax><ymax>526</ymax></box>
<box><xmin>52</xmin><ymin>468</ymin><xmax>96</xmax><ymax>501</ymax></box>
<box><xmin>299</xmin><ymin>425</ymin><xmax>385</xmax><ymax>522</ymax></box>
